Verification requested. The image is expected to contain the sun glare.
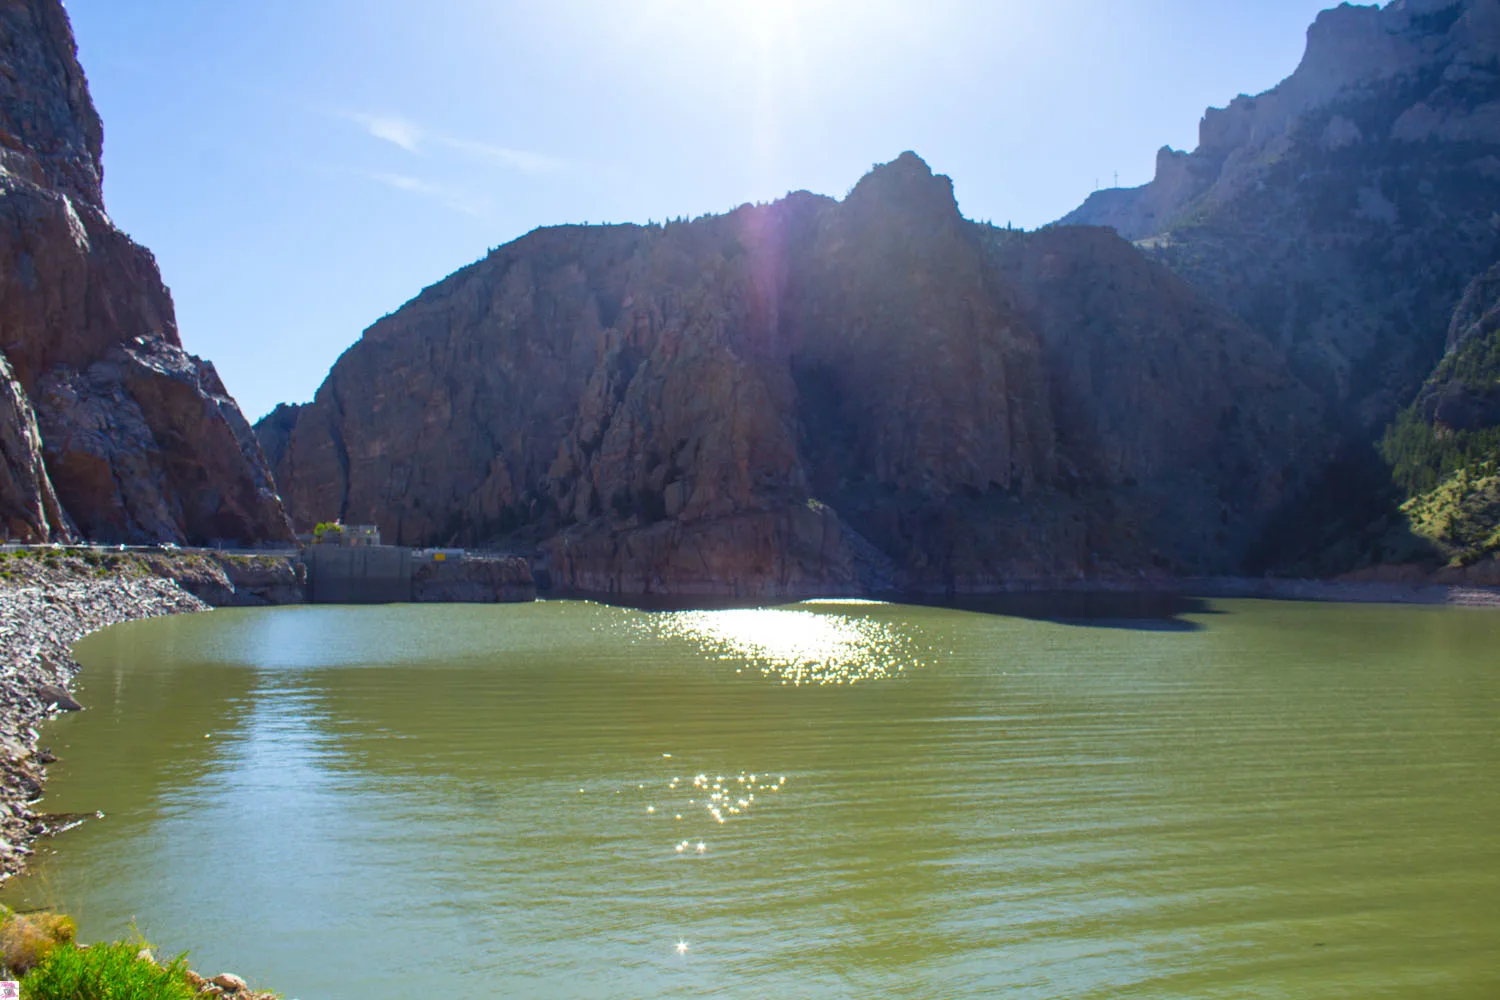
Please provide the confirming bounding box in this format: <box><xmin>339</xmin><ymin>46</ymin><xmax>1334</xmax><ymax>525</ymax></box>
<box><xmin>638</xmin><ymin>607</ymin><xmax>934</xmax><ymax>685</ymax></box>
<box><xmin>631</xmin><ymin>0</ymin><xmax>885</xmax><ymax>65</ymax></box>
<box><xmin>730</xmin><ymin>0</ymin><xmax>803</xmax><ymax>50</ymax></box>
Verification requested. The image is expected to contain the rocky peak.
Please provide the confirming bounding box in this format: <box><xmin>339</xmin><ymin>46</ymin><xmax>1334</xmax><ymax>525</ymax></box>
<box><xmin>1067</xmin><ymin>0</ymin><xmax>1498</xmax><ymax>240</ymax></box>
<box><xmin>1195</xmin><ymin>1</ymin><xmax>1487</xmax><ymax>156</ymax></box>
<box><xmin>842</xmin><ymin>151</ymin><xmax>961</xmax><ymax>226</ymax></box>
<box><xmin>1059</xmin><ymin>0</ymin><xmax>1500</xmax><ymax>438</ymax></box>
<box><xmin>253</xmin><ymin>402</ymin><xmax>303</xmax><ymax>474</ymax></box>
<box><xmin>1296</xmin><ymin>2</ymin><xmax>1424</xmax><ymax>96</ymax></box>
<box><xmin>0</xmin><ymin>0</ymin><xmax>103</xmax><ymax>206</ymax></box>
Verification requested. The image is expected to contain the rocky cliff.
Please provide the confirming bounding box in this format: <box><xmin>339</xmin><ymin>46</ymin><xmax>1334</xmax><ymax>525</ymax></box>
<box><xmin>0</xmin><ymin>353</ymin><xmax>66</xmax><ymax>540</ymax></box>
<box><xmin>261</xmin><ymin>153</ymin><xmax>1321</xmax><ymax>597</ymax></box>
<box><xmin>1412</xmin><ymin>259</ymin><xmax>1500</xmax><ymax>430</ymax></box>
<box><xmin>1378</xmin><ymin>259</ymin><xmax>1500</xmax><ymax>567</ymax></box>
<box><xmin>0</xmin><ymin>0</ymin><xmax>292</xmax><ymax>544</ymax></box>
<box><xmin>1062</xmin><ymin>0</ymin><xmax>1500</xmax><ymax>426</ymax></box>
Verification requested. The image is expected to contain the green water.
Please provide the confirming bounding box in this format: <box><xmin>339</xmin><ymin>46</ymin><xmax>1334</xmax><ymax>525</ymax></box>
<box><xmin>4</xmin><ymin>597</ymin><xmax>1498</xmax><ymax>998</ymax></box>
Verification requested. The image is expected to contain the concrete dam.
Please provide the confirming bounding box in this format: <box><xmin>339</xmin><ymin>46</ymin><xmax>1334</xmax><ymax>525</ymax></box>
<box><xmin>302</xmin><ymin>547</ymin><xmax>534</xmax><ymax>604</ymax></box>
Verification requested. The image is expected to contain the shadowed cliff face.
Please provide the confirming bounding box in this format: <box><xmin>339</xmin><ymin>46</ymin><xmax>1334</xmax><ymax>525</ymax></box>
<box><xmin>1369</xmin><ymin>260</ymin><xmax>1500</xmax><ymax>570</ymax></box>
<box><xmin>0</xmin><ymin>0</ymin><xmax>291</xmax><ymax>544</ymax></box>
<box><xmin>1413</xmin><ymin>260</ymin><xmax>1500</xmax><ymax>431</ymax></box>
<box><xmin>1062</xmin><ymin>0</ymin><xmax>1500</xmax><ymax>427</ymax></box>
<box><xmin>262</xmin><ymin>153</ymin><xmax>1321</xmax><ymax>596</ymax></box>
<box><xmin>0</xmin><ymin>353</ymin><xmax>67</xmax><ymax>540</ymax></box>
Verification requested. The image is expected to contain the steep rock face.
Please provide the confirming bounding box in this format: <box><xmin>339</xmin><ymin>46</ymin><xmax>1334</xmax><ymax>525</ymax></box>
<box><xmin>253</xmin><ymin>402</ymin><xmax>301</xmax><ymax>476</ymax></box>
<box><xmin>0</xmin><ymin>0</ymin><xmax>292</xmax><ymax>544</ymax></box>
<box><xmin>0</xmin><ymin>0</ymin><xmax>100</xmax><ymax>208</ymax></box>
<box><xmin>411</xmin><ymin>554</ymin><xmax>536</xmax><ymax>603</ymax></box>
<box><xmin>0</xmin><ymin>354</ymin><xmax>67</xmax><ymax>541</ymax></box>
<box><xmin>778</xmin><ymin>158</ymin><xmax>1054</xmax><ymax>582</ymax></box>
<box><xmin>1413</xmin><ymin>259</ymin><xmax>1500</xmax><ymax>429</ymax></box>
<box><xmin>36</xmin><ymin>336</ymin><xmax>290</xmax><ymax>543</ymax></box>
<box><xmin>985</xmin><ymin>226</ymin><xmax>1322</xmax><ymax>562</ymax></box>
<box><xmin>786</xmin><ymin>154</ymin><xmax>1055</xmax><ymax>498</ymax></box>
<box><xmin>265</xmin><ymin>153</ymin><xmax>1319</xmax><ymax>595</ymax></box>
<box><xmin>1062</xmin><ymin>0</ymin><xmax>1500</xmax><ymax>425</ymax></box>
<box><xmin>1376</xmin><ymin>260</ymin><xmax>1500</xmax><ymax>567</ymax></box>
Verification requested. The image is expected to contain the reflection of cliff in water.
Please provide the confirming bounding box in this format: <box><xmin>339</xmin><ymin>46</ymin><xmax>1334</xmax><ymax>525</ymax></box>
<box><xmin>546</xmin><ymin>589</ymin><xmax>1214</xmax><ymax>632</ymax></box>
<box><xmin>42</xmin><ymin>616</ymin><xmax>265</xmax><ymax>821</ymax></box>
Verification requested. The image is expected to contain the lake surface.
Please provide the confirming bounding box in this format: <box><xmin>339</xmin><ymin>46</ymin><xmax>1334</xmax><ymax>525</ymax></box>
<box><xmin>4</xmin><ymin>597</ymin><xmax>1498</xmax><ymax>998</ymax></box>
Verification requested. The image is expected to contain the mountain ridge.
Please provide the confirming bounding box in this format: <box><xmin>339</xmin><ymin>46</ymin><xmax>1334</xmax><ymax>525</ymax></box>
<box><xmin>258</xmin><ymin>152</ymin><xmax>1322</xmax><ymax>596</ymax></box>
<box><xmin>1061</xmin><ymin>0</ymin><xmax>1500</xmax><ymax>428</ymax></box>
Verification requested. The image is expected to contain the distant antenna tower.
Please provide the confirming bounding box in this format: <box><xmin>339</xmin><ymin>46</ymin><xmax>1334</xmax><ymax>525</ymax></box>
<box><xmin>1114</xmin><ymin>171</ymin><xmax>1119</xmax><ymax>187</ymax></box>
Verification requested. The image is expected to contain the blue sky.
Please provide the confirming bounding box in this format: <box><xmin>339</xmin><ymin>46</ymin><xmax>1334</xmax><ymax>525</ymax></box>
<box><xmin>65</xmin><ymin>0</ymin><xmax>1335</xmax><ymax>421</ymax></box>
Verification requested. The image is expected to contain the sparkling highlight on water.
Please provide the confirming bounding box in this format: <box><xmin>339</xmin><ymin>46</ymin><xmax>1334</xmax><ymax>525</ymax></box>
<box><xmin>639</xmin><ymin>605</ymin><xmax>934</xmax><ymax>685</ymax></box>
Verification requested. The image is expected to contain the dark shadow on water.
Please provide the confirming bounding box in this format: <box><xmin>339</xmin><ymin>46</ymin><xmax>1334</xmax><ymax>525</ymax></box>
<box><xmin>549</xmin><ymin>591</ymin><xmax>792</xmax><ymax>612</ymax></box>
<box><xmin>551</xmin><ymin>590</ymin><xmax>1218</xmax><ymax>632</ymax></box>
<box><xmin>918</xmin><ymin>592</ymin><xmax>1219</xmax><ymax>632</ymax></box>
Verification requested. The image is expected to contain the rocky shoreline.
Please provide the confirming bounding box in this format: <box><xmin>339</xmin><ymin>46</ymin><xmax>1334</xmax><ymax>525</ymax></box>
<box><xmin>0</xmin><ymin>570</ymin><xmax>207</xmax><ymax>882</ymax></box>
<box><xmin>0</xmin><ymin>546</ymin><xmax>319</xmax><ymax>882</ymax></box>
<box><xmin>1189</xmin><ymin>575</ymin><xmax>1500</xmax><ymax>608</ymax></box>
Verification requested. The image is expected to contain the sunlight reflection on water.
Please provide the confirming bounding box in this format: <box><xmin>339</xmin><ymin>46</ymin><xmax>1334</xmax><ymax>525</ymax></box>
<box><xmin>11</xmin><ymin>601</ymin><xmax>1500</xmax><ymax>999</ymax></box>
<box><xmin>639</xmin><ymin>604</ymin><xmax>932</xmax><ymax>685</ymax></box>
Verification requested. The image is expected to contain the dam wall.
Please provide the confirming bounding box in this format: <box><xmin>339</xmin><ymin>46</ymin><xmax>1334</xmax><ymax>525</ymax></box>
<box><xmin>304</xmin><ymin>546</ymin><xmax>414</xmax><ymax>604</ymax></box>
<box><xmin>302</xmin><ymin>547</ymin><xmax>536</xmax><ymax>604</ymax></box>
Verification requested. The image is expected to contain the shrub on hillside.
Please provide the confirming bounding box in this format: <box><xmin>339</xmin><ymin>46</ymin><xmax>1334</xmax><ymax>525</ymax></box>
<box><xmin>0</xmin><ymin>908</ymin><xmax>75</xmax><ymax>974</ymax></box>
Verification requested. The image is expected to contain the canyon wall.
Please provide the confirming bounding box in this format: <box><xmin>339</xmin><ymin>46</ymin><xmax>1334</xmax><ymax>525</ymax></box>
<box><xmin>0</xmin><ymin>0</ymin><xmax>292</xmax><ymax>545</ymax></box>
<box><xmin>262</xmin><ymin>154</ymin><xmax>1322</xmax><ymax>596</ymax></box>
<box><xmin>1063</xmin><ymin>0</ymin><xmax>1500</xmax><ymax>426</ymax></box>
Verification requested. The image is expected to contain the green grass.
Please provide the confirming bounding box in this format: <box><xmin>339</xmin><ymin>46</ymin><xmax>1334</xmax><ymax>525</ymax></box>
<box><xmin>19</xmin><ymin>942</ymin><xmax>198</xmax><ymax>1000</ymax></box>
<box><xmin>0</xmin><ymin>909</ymin><xmax>272</xmax><ymax>1000</ymax></box>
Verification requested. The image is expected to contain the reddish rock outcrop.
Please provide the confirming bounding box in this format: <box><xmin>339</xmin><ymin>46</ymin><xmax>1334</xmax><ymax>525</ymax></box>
<box><xmin>0</xmin><ymin>354</ymin><xmax>68</xmax><ymax>541</ymax></box>
<box><xmin>0</xmin><ymin>0</ymin><xmax>291</xmax><ymax>545</ymax></box>
<box><xmin>263</xmin><ymin>153</ymin><xmax>1321</xmax><ymax>596</ymax></box>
